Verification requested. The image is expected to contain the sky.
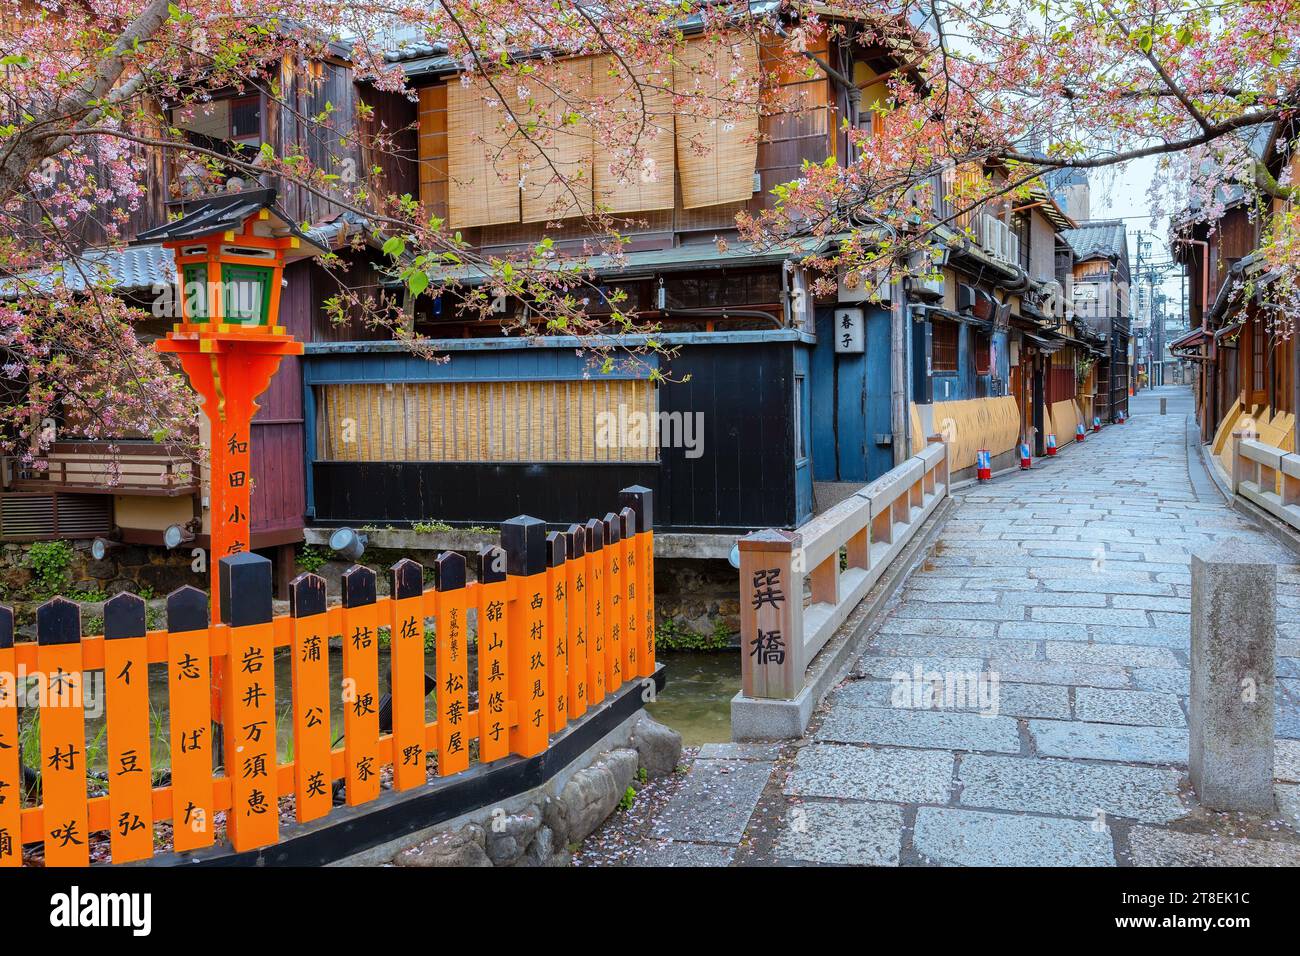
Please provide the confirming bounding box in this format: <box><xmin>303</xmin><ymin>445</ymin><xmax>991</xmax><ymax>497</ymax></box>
<box><xmin>1088</xmin><ymin>156</ymin><xmax>1190</xmax><ymax>327</ymax></box>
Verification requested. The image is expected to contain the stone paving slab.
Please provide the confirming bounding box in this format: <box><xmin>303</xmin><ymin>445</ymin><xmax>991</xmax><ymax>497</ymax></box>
<box><xmin>1278</xmin><ymin>739</ymin><xmax>1300</xmax><ymax>782</ymax></box>
<box><xmin>831</xmin><ymin>678</ymin><xmax>1070</xmax><ymax>720</ymax></box>
<box><xmin>913</xmin><ymin>807</ymin><xmax>1115</xmax><ymax>866</ymax></box>
<box><xmin>627</xmin><ymin>841</ymin><xmax>738</xmax><ymax>867</ymax></box>
<box><xmin>775</xmin><ymin>801</ymin><xmax>904</xmax><ymax>865</ymax></box>
<box><xmin>815</xmin><ymin>705</ymin><xmax>1021</xmax><ymax>753</ymax></box>
<box><xmin>1028</xmin><ymin>719</ymin><xmax>1188</xmax><ymax>765</ymax></box>
<box><xmin>696</xmin><ymin>742</ymin><xmax>784</xmax><ymax>761</ymax></box>
<box><xmin>1132</xmin><ymin>667</ymin><xmax>1190</xmax><ymax>696</ymax></box>
<box><xmin>956</xmin><ymin>754</ymin><xmax>1188</xmax><ymax>823</ymax></box>
<box><xmin>786</xmin><ymin>744</ymin><xmax>953</xmax><ymax>803</ymax></box>
<box><xmin>1124</xmin><ymin>826</ymin><xmax>1300</xmax><ymax>866</ymax></box>
<box><xmin>996</xmin><ymin>621</ymin><xmax>1089</xmax><ymax>641</ymax></box>
<box><xmin>871</xmin><ymin>633</ymin><xmax>1040</xmax><ymax>660</ymax></box>
<box><xmin>988</xmin><ymin>660</ymin><xmax>1132</xmax><ymax>688</ymax></box>
<box><xmin>655</xmin><ymin>758</ymin><xmax>774</xmax><ymax>844</ymax></box>
<box><xmin>1043</xmin><ymin>642</ymin><xmax>1181</xmax><ymax>669</ymax></box>
<box><xmin>878</xmin><ymin>618</ymin><xmax>1000</xmax><ymax>639</ymax></box>
<box><xmin>855</xmin><ymin>655</ymin><xmax>984</xmax><ymax>680</ymax></box>
<box><xmin>1074</xmin><ymin>688</ymin><xmax>1188</xmax><ymax>728</ymax></box>
<box><xmin>1277</xmin><ymin>784</ymin><xmax>1300</xmax><ymax>827</ymax></box>
<box><xmin>1083</xmin><ymin>625</ymin><xmax>1190</xmax><ymax>649</ymax></box>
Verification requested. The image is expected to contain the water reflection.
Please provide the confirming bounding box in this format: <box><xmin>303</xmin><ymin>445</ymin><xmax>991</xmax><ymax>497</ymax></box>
<box><xmin>646</xmin><ymin>651</ymin><xmax>738</xmax><ymax>746</ymax></box>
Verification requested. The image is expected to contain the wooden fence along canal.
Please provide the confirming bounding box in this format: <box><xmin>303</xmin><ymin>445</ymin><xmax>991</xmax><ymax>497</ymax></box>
<box><xmin>0</xmin><ymin>487</ymin><xmax>655</xmax><ymax>866</ymax></box>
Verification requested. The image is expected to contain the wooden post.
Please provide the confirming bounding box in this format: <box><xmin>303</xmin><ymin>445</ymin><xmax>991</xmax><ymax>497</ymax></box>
<box><xmin>434</xmin><ymin>551</ymin><xmax>470</xmax><ymax>775</ymax></box>
<box><xmin>563</xmin><ymin>525</ymin><xmax>589</xmax><ymax>717</ymax></box>
<box><xmin>737</xmin><ymin>529</ymin><xmax>803</xmax><ymax>700</ymax></box>
<box><xmin>602</xmin><ymin>512</ymin><xmax>625</xmax><ymax>691</ymax></box>
<box><xmin>545</xmin><ymin>532</ymin><xmax>569</xmax><ymax>732</ymax></box>
<box><xmin>0</xmin><ymin>606</ymin><xmax>19</xmax><ymax>866</ymax></box>
<box><xmin>503</xmin><ymin>515</ymin><xmax>549</xmax><ymax>757</ymax></box>
<box><xmin>218</xmin><ymin>552</ymin><xmax>278</xmax><ymax>852</ymax></box>
<box><xmin>584</xmin><ymin>518</ymin><xmax>608</xmax><ymax>704</ymax></box>
<box><xmin>618</xmin><ymin>507</ymin><xmax>639</xmax><ymax>679</ymax></box>
<box><xmin>103</xmin><ymin>592</ymin><xmax>153</xmax><ymax>863</ymax></box>
<box><xmin>1231</xmin><ymin>431</ymin><xmax>1245</xmax><ymax>494</ymax></box>
<box><xmin>165</xmin><ymin>585</ymin><xmax>214</xmax><ymax>852</ymax></box>
<box><xmin>36</xmin><ymin>597</ymin><xmax>88</xmax><ymax>866</ymax></box>
<box><xmin>288</xmin><ymin>572</ymin><xmax>332</xmax><ymax>822</ymax></box>
<box><xmin>475</xmin><ymin>545</ymin><xmax>510</xmax><ymax>763</ymax></box>
<box><xmin>618</xmin><ymin>485</ymin><xmax>656</xmax><ymax>677</ymax></box>
<box><xmin>340</xmin><ymin>564</ymin><xmax>380</xmax><ymax>805</ymax></box>
<box><xmin>389</xmin><ymin>558</ymin><xmax>428</xmax><ymax>788</ymax></box>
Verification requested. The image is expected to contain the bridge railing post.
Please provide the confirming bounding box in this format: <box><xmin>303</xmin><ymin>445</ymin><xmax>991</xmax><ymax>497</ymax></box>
<box><xmin>737</xmin><ymin>529</ymin><xmax>803</xmax><ymax>700</ymax></box>
<box><xmin>1230</xmin><ymin>430</ymin><xmax>1245</xmax><ymax>495</ymax></box>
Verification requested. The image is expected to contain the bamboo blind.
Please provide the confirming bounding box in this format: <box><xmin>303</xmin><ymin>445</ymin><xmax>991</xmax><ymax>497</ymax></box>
<box><xmin>417</xmin><ymin>85</ymin><xmax>450</xmax><ymax>218</ymax></box>
<box><xmin>673</xmin><ymin>37</ymin><xmax>760</xmax><ymax>209</ymax></box>
<box><xmin>316</xmin><ymin>379</ymin><xmax>658</xmax><ymax>463</ymax></box>
<box><xmin>592</xmin><ymin>59</ymin><xmax>676</xmax><ymax>213</ymax></box>
<box><xmin>521</xmin><ymin>58</ymin><xmax>596</xmax><ymax>223</ymax></box>
<box><xmin>447</xmin><ymin>77</ymin><xmax>522</xmax><ymax>228</ymax></box>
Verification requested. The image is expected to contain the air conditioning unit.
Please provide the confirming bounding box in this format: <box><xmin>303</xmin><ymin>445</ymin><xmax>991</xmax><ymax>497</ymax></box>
<box><xmin>979</xmin><ymin>214</ymin><xmax>1019</xmax><ymax>267</ymax></box>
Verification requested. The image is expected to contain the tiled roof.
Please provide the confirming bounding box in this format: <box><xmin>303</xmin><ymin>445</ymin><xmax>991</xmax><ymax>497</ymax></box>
<box><xmin>0</xmin><ymin>243</ymin><xmax>175</xmax><ymax>298</ymax></box>
<box><xmin>1061</xmin><ymin>220</ymin><xmax>1128</xmax><ymax>263</ymax></box>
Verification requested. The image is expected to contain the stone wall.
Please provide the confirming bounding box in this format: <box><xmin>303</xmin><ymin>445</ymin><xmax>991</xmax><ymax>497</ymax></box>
<box><xmin>652</xmin><ymin>558</ymin><xmax>741</xmax><ymax>647</ymax></box>
<box><xmin>390</xmin><ymin>713</ymin><xmax>682</xmax><ymax>867</ymax></box>
<box><xmin>0</xmin><ymin>539</ymin><xmax>199</xmax><ymax>604</ymax></box>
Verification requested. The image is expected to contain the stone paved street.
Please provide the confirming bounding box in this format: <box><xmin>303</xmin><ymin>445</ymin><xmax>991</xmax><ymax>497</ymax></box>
<box><xmin>578</xmin><ymin>386</ymin><xmax>1300</xmax><ymax>866</ymax></box>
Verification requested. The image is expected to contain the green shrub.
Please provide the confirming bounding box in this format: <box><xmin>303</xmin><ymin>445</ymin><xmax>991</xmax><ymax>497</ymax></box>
<box><xmin>298</xmin><ymin>544</ymin><xmax>327</xmax><ymax>574</ymax></box>
<box><xmin>656</xmin><ymin>617</ymin><xmax>733</xmax><ymax>652</ymax></box>
<box><xmin>25</xmin><ymin>540</ymin><xmax>74</xmax><ymax>598</ymax></box>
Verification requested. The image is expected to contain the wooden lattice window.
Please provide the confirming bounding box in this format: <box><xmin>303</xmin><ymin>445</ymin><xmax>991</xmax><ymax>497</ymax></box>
<box><xmin>932</xmin><ymin>320</ymin><xmax>959</xmax><ymax>372</ymax></box>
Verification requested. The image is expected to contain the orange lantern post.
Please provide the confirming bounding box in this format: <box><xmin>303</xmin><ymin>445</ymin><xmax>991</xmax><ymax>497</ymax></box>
<box><xmin>141</xmin><ymin>190</ymin><xmax>324</xmax><ymax>745</ymax></box>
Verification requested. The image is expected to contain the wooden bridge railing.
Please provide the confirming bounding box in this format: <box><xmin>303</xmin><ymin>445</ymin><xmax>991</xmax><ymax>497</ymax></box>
<box><xmin>0</xmin><ymin>486</ymin><xmax>655</xmax><ymax>867</ymax></box>
<box><xmin>737</xmin><ymin>438</ymin><xmax>948</xmax><ymax>700</ymax></box>
<box><xmin>1230</xmin><ymin>430</ymin><xmax>1300</xmax><ymax>531</ymax></box>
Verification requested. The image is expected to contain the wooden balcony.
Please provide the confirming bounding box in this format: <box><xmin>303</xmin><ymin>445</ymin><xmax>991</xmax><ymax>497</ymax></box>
<box><xmin>5</xmin><ymin>442</ymin><xmax>199</xmax><ymax>497</ymax></box>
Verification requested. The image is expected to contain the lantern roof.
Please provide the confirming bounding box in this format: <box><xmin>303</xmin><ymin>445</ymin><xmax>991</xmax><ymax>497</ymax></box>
<box><xmin>134</xmin><ymin>188</ymin><xmax>327</xmax><ymax>260</ymax></box>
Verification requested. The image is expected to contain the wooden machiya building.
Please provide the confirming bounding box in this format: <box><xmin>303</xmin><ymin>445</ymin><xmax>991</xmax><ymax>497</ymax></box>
<box><xmin>301</xmin><ymin>25</ymin><xmax>931</xmax><ymax>538</ymax></box>
<box><xmin>1173</xmin><ymin>121</ymin><xmax>1300</xmax><ymax>476</ymax></box>
<box><xmin>896</xmin><ymin>170</ymin><xmax>1110</xmax><ymax>482</ymax></box>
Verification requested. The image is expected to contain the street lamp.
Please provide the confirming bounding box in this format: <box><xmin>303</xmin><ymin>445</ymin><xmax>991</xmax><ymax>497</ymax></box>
<box><xmin>137</xmin><ymin>188</ymin><xmax>324</xmax><ymax>617</ymax></box>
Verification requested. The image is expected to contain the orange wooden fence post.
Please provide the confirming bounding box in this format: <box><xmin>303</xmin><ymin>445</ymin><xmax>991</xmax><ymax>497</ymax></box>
<box><xmin>546</xmin><ymin>532</ymin><xmax>569</xmax><ymax>732</ymax></box>
<box><xmin>503</xmin><ymin>515</ymin><xmax>549</xmax><ymax>757</ymax></box>
<box><xmin>583</xmin><ymin>518</ymin><xmax>607</xmax><ymax>704</ymax></box>
<box><xmin>166</xmin><ymin>586</ymin><xmax>214</xmax><ymax>852</ymax></box>
<box><xmin>618</xmin><ymin>507</ymin><xmax>638</xmax><ymax>679</ymax></box>
<box><xmin>103</xmin><ymin>592</ymin><xmax>153</xmax><ymax>863</ymax></box>
<box><xmin>0</xmin><ymin>606</ymin><xmax>19</xmax><ymax>866</ymax></box>
<box><xmin>218</xmin><ymin>552</ymin><xmax>278</xmax><ymax>852</ymax></box>
<box><xmin>619</xmin><ymin>486</ymin><xmax>656</xmax><ymax>676</ymax></box>
<box><xmin>564</xmin><ymin>525</ymin><xmax>588</xmax><ymax>719</ymax></box>
<box><xmin>476</xmin><ymin>545</ymin><xmax>510</xmax><ymax>763</ymax></box>
<box><xmin>341</xmin><ymin>565</ymin><xmax>381</xmax><ymax>805</ymax></box>
<box><xmin>389</xmin><ymin>558</ymin><xmax>428</xmax><ymax>788</ymax></box>
<box><xmin>434</xmin><ymin>551</ymin><xmax>470</xmax><ymax>776</ymax></box>
<box><xmin>36</xmin><ymin>598</ymin><xmax>89</xmax><ymax>866</ymax></box>
<box><xmin>289</xmin><ymin>572</ymin><xmax>332</xmax><ymax>822</ymax></box>
<box><xmin>602</xmin><ymin>512</ymin><xmax>625</xmax><ymax>691</ymax></box>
